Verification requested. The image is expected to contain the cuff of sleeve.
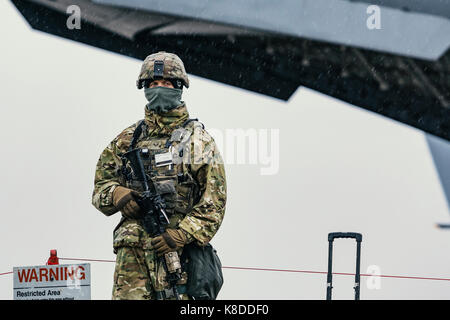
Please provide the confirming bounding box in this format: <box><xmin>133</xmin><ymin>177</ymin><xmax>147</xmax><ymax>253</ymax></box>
<box><xmin>108</xmin><ymin>184</ymin><xmax>119</xmax><ymax>206</ymax></box>
<box><xmin>178</xmin><ymin>218</ymin><xmax>202</xmax><ymax>244</ymax></box>
<box><xmin>179</xmin><ymin>228</ymin><xmax>194</xmax><ymax>244</ymax></box>
<box><xmin>92</xmin><ymin>182</ymin><xmax>121</xmax><ymax>216</ymax></box>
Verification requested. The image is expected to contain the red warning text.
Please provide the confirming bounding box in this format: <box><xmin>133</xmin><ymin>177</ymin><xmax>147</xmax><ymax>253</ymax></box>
<box><xmin>17</xmin><ymin>266</ymin><xmax>86</xmax><ymax>283</ymax></box>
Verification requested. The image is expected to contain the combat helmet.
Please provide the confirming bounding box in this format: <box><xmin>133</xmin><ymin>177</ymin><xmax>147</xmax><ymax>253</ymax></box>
<box><xmin>136</xmin><ymin>51</ymin><xmax>189</xmax><ymax>90</ymax></box>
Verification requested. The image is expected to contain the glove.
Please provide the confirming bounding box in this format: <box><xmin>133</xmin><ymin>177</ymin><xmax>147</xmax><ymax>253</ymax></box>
<box><xmin>112</xmin><ymin>186</ymin><xmax>142</xmax><ymax>219</ymax></box>
<box><xmin>151</xmin><ymin>228</ymin><xmax>188</xmax><ymax>256</ymax></box>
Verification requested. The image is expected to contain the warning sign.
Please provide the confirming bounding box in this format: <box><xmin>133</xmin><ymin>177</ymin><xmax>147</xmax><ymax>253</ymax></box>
<box><xmin>13</xmin><ymin>263</ymin><xmax>91</xmax><ymax>300</ymax></box>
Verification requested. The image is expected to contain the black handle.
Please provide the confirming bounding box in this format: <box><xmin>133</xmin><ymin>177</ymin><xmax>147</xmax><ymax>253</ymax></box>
<box><xmin>327</xmin><ymin>232</ymin><xmax>363</xmax><ymax>300</ymax></box>
<box><xmin>328</xmin><ymin>232</ymin><xmax>362</xmax><ymax>242</ymax></box>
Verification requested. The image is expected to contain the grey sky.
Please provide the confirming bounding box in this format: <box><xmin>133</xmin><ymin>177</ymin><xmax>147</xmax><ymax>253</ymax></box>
<box><xmin>1</xmin><ymin>1</ymin><xmax>449</xmax><ymax>300</ymax></box>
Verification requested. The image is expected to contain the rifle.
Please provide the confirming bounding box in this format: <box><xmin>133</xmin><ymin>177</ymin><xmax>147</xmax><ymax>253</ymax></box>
<box><xmin>122</xmin><ymin>147</ymin><xmax>182</xmax><ymax>300</ymax></box>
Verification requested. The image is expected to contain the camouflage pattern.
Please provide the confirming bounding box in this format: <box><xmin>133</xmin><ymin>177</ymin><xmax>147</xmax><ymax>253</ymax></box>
<box><xmin>112</xmin><ymin>246</ymin><xmax>189</xmax><ymax>300</ymax></box>
<box><xmin>137</xmin><ymin>51</ymin><xmax>190</xmax><ymax>89</ymax></box>
<box><xmin>92</xmin><ymin>103</ymin><xmax>227</xmax><ymax>300</ymax></box>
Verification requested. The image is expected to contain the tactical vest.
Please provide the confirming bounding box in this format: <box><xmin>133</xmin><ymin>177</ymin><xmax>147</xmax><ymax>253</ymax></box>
<box><xmin>119</xmin><ymin>118</ymin><xmax>204</xmax><ymax>228</ymax></box>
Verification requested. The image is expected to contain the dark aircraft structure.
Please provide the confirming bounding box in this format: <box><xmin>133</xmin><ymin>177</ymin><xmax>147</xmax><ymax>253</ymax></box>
<box><xmin>10</xmin><ymin>0</ymin><xmax>450</xmax><ymax>220</ymax></box>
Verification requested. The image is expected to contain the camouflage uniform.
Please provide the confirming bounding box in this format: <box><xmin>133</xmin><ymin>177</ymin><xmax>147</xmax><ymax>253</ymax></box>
<box><xmin>92</xmin><ymin>53</ymin><xmax>227</xmax><ymax>300</ymax></box>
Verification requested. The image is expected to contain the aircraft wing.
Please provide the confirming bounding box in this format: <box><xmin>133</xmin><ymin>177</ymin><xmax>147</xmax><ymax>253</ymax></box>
<box><xmin>427</xmin><ymin>135</ymin><xmax>450</xmax><ymax>227</ymax></box>
<box><xmin>10</xmin><ymin>0</ymin><xmax>450</xmax><ymax>142</ymax></box>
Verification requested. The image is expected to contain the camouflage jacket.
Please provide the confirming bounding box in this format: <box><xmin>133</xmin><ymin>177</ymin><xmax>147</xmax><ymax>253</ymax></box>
<box><xmin>92</xmin><ymin>103</ymin><xmax>227</xmax><ymax>251</ymax></box>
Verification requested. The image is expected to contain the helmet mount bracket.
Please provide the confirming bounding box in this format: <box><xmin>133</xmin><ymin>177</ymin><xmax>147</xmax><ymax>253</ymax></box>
<box><xmin>153</xmin><ymin>60</ymin><xmax>164</xmax><ymax>79</ymax></box>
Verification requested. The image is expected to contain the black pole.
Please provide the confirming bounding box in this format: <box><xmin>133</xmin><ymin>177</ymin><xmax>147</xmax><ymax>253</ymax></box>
<box><xmin>326</xmin><ymin>239</ymin><xmax>333</xmax><ymax>300</ymax></box>
<box><xmin>354</xmin><ymin>240</ymin><xmax>361</xmax><ymax>300</ymax></box>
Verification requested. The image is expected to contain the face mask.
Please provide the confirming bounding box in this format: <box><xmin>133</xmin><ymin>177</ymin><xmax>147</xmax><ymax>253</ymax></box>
<box><xmin>144</xmin><ymin>87</ymin><xmax>183</xmax><ymax>113</ymax></box>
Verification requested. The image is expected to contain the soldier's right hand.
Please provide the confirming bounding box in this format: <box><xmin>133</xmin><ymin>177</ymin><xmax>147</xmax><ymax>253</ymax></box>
<box><xmin>112</xmin><ymin>186</ymin><xmax>143</xmax><ymax>219</ymax></box>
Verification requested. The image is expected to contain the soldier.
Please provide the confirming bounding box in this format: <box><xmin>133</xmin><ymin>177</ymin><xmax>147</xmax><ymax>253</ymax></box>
<box><xmin>91</xmin><ymin>51</ymin><xmax>227</xmax><ymax>300</ymax></box>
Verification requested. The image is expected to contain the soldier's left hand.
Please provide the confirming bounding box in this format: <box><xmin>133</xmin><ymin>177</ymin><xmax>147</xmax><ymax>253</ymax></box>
<box><xmin>151</xmin><ymin>228</ymin><xmax>188</xmax><ymax>256</ymax></box>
